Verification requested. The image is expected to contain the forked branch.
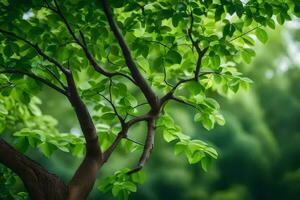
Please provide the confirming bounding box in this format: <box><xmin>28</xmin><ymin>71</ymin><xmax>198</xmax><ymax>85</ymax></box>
<box><xmin>128</xmin><ymin>117</ymin><xmax>156</xmax><ymax>174</ymax></box>
<box><xmin>100</xmin><ymin>0</ymin><xmax>159</xmax><ymax>110</ymax></box>
<box><xmin>48</xmin><ymin>0</ymin><xmax>135</xmax><ymax>84</ymax></box>
<box><xmin>187</xmin><ymin>11</ymin><xmax>209</xmax><ymax>80</ymax></box>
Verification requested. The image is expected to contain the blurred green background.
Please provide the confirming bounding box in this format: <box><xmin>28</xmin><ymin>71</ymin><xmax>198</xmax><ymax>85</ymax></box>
<box><xmin>4</xmin><ymin>20</ymin><xmax>300</xmax><ymax>200</ymax></box>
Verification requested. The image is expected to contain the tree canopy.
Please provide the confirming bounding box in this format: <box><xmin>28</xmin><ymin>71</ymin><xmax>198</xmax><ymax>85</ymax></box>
<box><xmin>0</xmin><ymin>0</ymin><xmax>299</xmax><ymax>199</ymax></box>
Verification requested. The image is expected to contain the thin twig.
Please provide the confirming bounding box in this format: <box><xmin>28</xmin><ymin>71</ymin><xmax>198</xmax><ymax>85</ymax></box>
<box><xmin>48</xmin><ymin>0</ymin><xmax>136</xmax><ymax>84</ymax></box>
<box><xmin>43</xmin><ymin>66</ymin><xmax>67</xmax><ymax>89</ymax></box>
<box><xmin>144</xmin><ymin>40</ymin><xmax>171</xmax><ymax>50</ymax></box>
<box><xmin>0</xmin><ymin>69</ymin><xmax>67</xmax><ymax>95</ymax></box>
<box><xmin>187</xmin><ymin>11</ymin><xmax>209</xmax><ymax>80</ymax></box>
<box><xmin>98</xmin><ymin>91</ymin><xmax>124</xmax><ymax>124</ymax></box>
<box><xmin>160</xmin><ymin>71</ymin><xmax>221</xmax><ymax>104</ymax></box>
<box><xmin>162</xmin><ymin>61</ymin><xmax>174</xmax><ymax>87</ymax></box>
<box><xmin>0</xmin><ymin>28</ymin><xmax>69</xmax><ymax>75</ymax></box>
<box><xmin>229</xmin><ymin>26</ymin><xmax>261</xmax><ymax>42</ymax></box>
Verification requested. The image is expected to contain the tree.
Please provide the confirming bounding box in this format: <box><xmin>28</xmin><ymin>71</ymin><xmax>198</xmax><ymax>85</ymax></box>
<box><xmin>0</xmin><ymin>0</ymin><xmax>299</xmax><ymax>199</ymax></box>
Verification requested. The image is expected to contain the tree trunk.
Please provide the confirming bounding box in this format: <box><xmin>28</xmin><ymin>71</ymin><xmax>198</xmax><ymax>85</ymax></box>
<box><xmin>0</xmin><ymin>139</ymin><xmax>68</xmax><ymax>200</ymax></box>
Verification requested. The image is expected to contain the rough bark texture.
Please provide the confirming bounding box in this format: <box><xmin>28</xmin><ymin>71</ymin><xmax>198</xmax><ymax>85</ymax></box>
<box><xmin>0</xmin><ymin>139</ymin><xmax>68</xmax><ymax>200</ymax></box>
<box><xmin>65</xmin><ymin>72</ymin><xmax>102</xmax><ymax>200</ymax></box>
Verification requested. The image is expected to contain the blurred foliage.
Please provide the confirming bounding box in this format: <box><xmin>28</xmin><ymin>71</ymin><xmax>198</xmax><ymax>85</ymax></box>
<box><xmin>0</xmin><ymin>166</ymin><xmax>28</xmax><ymax>200</ymax></box>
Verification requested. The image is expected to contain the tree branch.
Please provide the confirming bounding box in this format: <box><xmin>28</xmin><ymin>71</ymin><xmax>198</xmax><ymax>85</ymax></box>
<box><xmin>100</xmin><ymin>0</ymin><xmax>159</xmax><ymax>110</ymax></box>
<box><xmin>128</xmin><ymin>117</ymin><xmax>155</xmax><ymax>174</ymax></box>
<box><xmin>187</xmin><ymin>11</ymin><xmax>209</xmax><ymax>80</ymax></box>
<box><xmin>229</xmin><ymin>26</ymin><xmax>261</xmax><ymax>42</ymax></box>
<box><xmin>194</xmin><ymin>47</ymin><xmax>209</xmax><ymax>80</ymax></box>
<box><xmin>161</xmin><ymin>71</ymin><xmax>221</xmax><ymax>105</ymax></box>
<box><xmin>1</xmin><ymin>12</ymin><xmax>102</xmax><ymax>200</ymax></box>
<box><xmin>0</xmin><ymin>28</ymin><xmax>69</xmax><ymax>75</ymax></box>
<box><xmin>126</xmin><ymin>113</ymin><xmax>152</xmax><ymax>127</ymax></box>
<box><xmin>98</xmin><ymin>80</ymin><xmax>124</xmax><ymax>124</ymax></box>
<box><xmin>43</xmin><ymin>66</ymin><xmax>67</xmax><ymax>89</ymax></box>
<box><xmin>64</xmin><ymin>71</ymin><xmax>102</xmax><ymax>199</ymax></box>
<box><xmin>49</xmin><ymin>0</ymin><xmax>136</xmax><ymax>84</ymax></box>
<box><xmin>0</xmin><ymin>139</ymin><xmax>67</xmax><ymax>199</ymax></box>
<box><xmin>163</xmin><ymin>61</ymin><xmax>174</xmax><ymax>87</ymax></box>
<box><xmin>102</xmin><ymin>128</ymin><xmax>128</xmax><ymax>163</ymax></box>
<box><xmin>53</xmin><ymin>0</ymin><xmax>81</xmax><ymax>44</ymax></box>
<box><xmin>0</xmin><ymin>68</ymin><xmax>67</xmax><ymax>96</ymax></box>
<box><xmin>169</xmin><ymin>96</ymin><xmax>200</xmax><ymax>111</ymax></box>
<box><xmin>144</xmin><ymin>40</ymin><xmax>171</xmax><ymax>50</ymax></box>
<box><xmin>102</xmin><ymin>112</ymin><xmax>152</xmax><ymax>163</ymax></box>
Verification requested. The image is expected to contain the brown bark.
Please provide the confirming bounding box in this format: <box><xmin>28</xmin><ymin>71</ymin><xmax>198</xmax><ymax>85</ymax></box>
<box><xmin>100</xmin><ymin>0</ymin><xmax>159</xmax><ymax>110</ymax></box>
<box><xmin>0</xmin><ymin>139</ymin><xmax>68</xmax><ymax>200</ymax></box>
<box><xmin>65</xmin><ymin>72</ymin><xmax>102</xmax><ymax>200</ymax></box>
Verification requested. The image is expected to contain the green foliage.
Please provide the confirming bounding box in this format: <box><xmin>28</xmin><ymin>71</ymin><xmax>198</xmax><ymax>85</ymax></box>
<box><xmin>0</xmin><ymin>0</ymin><xmax>299</xmax><ymax>199</ymax></box>
<box><xmin>156</xmin><ymin>113</ymin><xmax>218</xmax><ymax>171</ymax></box>
<box><xmin>13</xmin><ymin>129</ymin><xmax>85</xmax><ymax>157</ymax></box>
<box><xmin>255</xmin><ymin>28</ymin><xmax>268</xmax><ymax>44</ymax></box>
<box><xmin>156</xmin><ymin>114</ymin><xmax>189</xmax><ymax>142</ymax></box>
<box><xmin>98</xmin><ymin>169</ymin><xmax>144</xmax><ymax>200</ymax></box>
<box><xmin>0</xmin><ymin>166</ymin><xmax>28</xmax><ymax>200</ymax></box>
<box><xmin>175</xmin><ymin>139</ymin><xmax>218</xmax><ymax>170</ymax></box>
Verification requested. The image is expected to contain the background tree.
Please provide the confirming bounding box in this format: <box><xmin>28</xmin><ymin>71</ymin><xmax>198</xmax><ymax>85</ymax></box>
<box><xmin>0</xmin><ymin>0</ymin><xmax>299</xmax><ymax>199</ymax></box>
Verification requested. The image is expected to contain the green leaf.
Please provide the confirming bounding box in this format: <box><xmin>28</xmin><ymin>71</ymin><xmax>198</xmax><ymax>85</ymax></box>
<box><xmin>57</xmin><ymin>145</ymin><xmax>70</xmax><ymax>152</ymax></box>
<box><xmin>215</xmin><ymin>5</ymin><xmax>224</xmax><ymax>21</ymax></box>
<box><xmin>139</xmin><ymin>45</ymin><xmax>149</xmax><ymax>58</ymax></box>
<box><xmin>38</xmin><ymin>143</ymin><xmax>55</xmax><ymax>157</ymax></box>
<box><xmin>174</xmin><ymin>142</ymin><xmax>186</xmax><ymax>155</ymax></box>
<box><xmin>187</xmin><ymin>151</ymin><xmax>205</xmax><ymax>164</ymax></box>
<box><xmin>14</xmin><ymin>137</ymin><xmax>29</xmax><ymax>153</ymax></box>
<box><xmin>214</xmin><ymin>113</ymin><xmax>225</xmax><ymax>126</ymax></box>
<box><xmin>205</xmin><ymin>98</ymin><xmax>220</xmax><ymax>109</ymax></box>
<box><xmin>0</xmin><ymin>104</ymin><xmax>8</xmax><ymax>115</ymax></box>
<box><xmin>267</xmin><ymin>19</ymin><xmax>276</xmax><ymax>29</ymax></box>
<box><xmin>166</xmin><ymin>50</ymin><xmax>182</xmax><ymax>64</ymax></box>
<box><xmin>241</xmin><ymin>48</ymin><xmax>256</xmax><ymax>64</ymax></box>
<box><xmin>193</xmin><ymin>8</ymin><xmax>203</xmax><ymax>16</ymax></box>
<box><xmin>98</xmin><ymin>177</ymin><xmax>113</xmax><ymax>192</ymax></box>
<box><xmin>163</xmin><ymin>129</ymin><xmax>178</xmax><ymax>142</ymax></box>
<box><xmin>210</xmin><ymin>55</ymin><xmax>221</xmax><ymax>69</ymax></box>
<box><xmin>101</xmin><ymin>113</ymin><xmax>116</xmax><ymax>120</ymax></box>
<box><xmin>124</xmin><ymin>95</ymin><xmax>137</xmax><ymax>107</ymax></box>
<box><xmin>72</xmin><ymin>143</ymin><xmax>84</xmax><ymax>157</ymax></box>
<box><xmin>242</xmin><ymin>36</ymin><xmax>255</xmax><ymax>46</ymax></box>
<box><xmin>152</xmin><ymin>56</ymin><xmax>164</xmax><ymax>72</ymax></box>
<box><xmin>27</xmin><ymin>136</ymin><xmax>38</xmax><ymax>147</ymax></box>
<box><xmin>202</xmin><ymin>115</ymin><xmax>215</xmax><ymax>130</ymax></box>
<box><xmin>255</xmin><ymin>28</ymin><xmax>268</xmax><ymax>44</ymax></box>
<box><xmin>156</xmin><ymin>114</ymin><xmax>174</xmax><ymax>128</ymax></box>
<box><xmin>131</xmin><ymin>171</ymin><xmax>145</xmax><ymax>184</ymax></box>
<box><xmin>172</xmin><ymin>14</ymin><xmax>181</xmax><ymax>27</ymax></box>
<box><xmin>201</xmin><ymin>156</ymin><xmax>212</xmax><ymax>172</ymax></box>
<box><xmin>112</xmin><ymin>184</ymin><xmax>121</xmax><ymax>196</ymax></box>
<box><xmin>123</xmin><ymin>181</ymin><xmax>137</xmax><ymax>192</ymax></box>
<box><xmin>276</xmin><ymin>14</ymin><xmax>285</xmax><ymax>25</ymax></box>
<box><xmin>18</xmin><ymin>92</ymin><xmax>31</xmax><ymax>104</ymax></box>
<box><xmin>4</xmin><ymin>45</ymin><xmax>14</xmax><ymax>57</ymax></box>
